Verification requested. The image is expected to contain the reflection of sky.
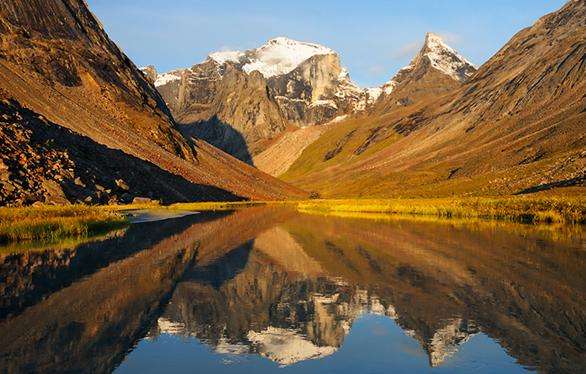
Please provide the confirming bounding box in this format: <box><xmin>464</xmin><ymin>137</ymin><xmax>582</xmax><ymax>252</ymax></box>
<box><xmin>116</xmin><ymin>314</ymin><xmax>526</xmax><ymax>374</ymax></box>
<box><xmin>86</xmin><ymin>0</ymin><xmax>566</xmax><ymax>87</ymax></box>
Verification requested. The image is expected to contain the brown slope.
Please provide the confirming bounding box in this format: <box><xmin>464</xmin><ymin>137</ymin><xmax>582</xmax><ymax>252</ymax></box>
<box><xmin>0</xmin><ymin>0</ymin><xmax>305</xmax><ymax>203</ymax></box>
<box><xmin>284</xmin><ymin>0</ymin><xmax>585</xmax><ymax>197</ymax></box>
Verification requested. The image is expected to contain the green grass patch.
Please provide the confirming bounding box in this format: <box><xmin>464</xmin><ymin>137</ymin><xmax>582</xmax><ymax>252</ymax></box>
<box><xmin>0</xmin><ymin>205</ymin><xmax>128</xmax><ymax>243</ymax></box>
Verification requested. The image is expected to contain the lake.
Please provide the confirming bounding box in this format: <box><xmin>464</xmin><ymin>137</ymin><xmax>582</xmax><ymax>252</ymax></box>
<box><xmin>0</xmin><ymin>207</ymin><xmax>584</xmax><ymax>373</ymax></box>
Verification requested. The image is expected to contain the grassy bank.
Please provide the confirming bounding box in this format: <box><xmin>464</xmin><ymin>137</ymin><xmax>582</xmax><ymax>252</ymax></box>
<box><xmin>0</xmin><ymin>195</ymin><xmax>582</xmax><ymax>245</ymax></box>
<box><xmin>108</xmin><ymin>196</ymin><xmax>586</xmax><ymax>224</ymax></box>
<box><xmin>0</xmin><ymin>205</ymin><xmax>128</xmax><ymax>243</ymax></box>
<box><xmin>295</xmin><ymin>197</ymin><xmax>586</xmax><ymax>225</ymax></box>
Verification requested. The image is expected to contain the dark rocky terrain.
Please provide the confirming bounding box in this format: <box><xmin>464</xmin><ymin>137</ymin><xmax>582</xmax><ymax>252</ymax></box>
<box><xmin>0</xmin><ymin>97</ymin><xmax>240</xmax><ymax>205</ymax></box>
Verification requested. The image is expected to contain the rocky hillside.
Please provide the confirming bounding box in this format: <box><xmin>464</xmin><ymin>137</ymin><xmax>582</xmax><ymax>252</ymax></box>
<box><xmin>149</xmin><ymin>37</ymin><xmax>379</xmax><ymax>163</ymax></box>
<box><xmin>282</xmin><ymin>0</ymin><xmax>585</xmax><ymax>197</ymax></box>
<box><xmin>250</xmin><ymin>33</ymin><xmax>476</xmax><ymax>176</ymax></box>
<box><xmin>0</xmin><ymin>0</ymin><xmax>305</xmax><ymax>204</ymax></box>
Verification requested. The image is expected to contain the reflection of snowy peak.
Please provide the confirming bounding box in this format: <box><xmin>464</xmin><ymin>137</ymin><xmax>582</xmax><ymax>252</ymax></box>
<box><xmin>428</xmin><ymin>319</ymin><xmax>479</xmax><ymax>367</ymax></box>
<box><xmin>247</xmin><ymin>327</ymin><xmax>337</xmax><ymax>366</ymax></box>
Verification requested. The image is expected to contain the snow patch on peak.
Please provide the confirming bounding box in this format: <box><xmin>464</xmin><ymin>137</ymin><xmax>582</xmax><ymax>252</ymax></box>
<box><xmin>243</xmin><ymin>37</ymin><xmax>335</xmax><ymax>78</ymax></box>
<box><xmin>422</xmin><ymin>32</ymin><xmax>475</xmax><ymax>81</ymax></box>
<box><xmin>154</xmin><ymin>71</ymin><xmax>182</xmax><ymax>87</ymax></box>
<box><xmin>366</xmin><ymin>87</ymin><xmax>383</xmax><ymax>101</ymax></box>
<box><xmin>209</xmin><ymin>50</ymin><xmax>245</xmax><ymax>65</ymax></box>
<box><xmin>204</xmin><ymin>37</ymin><xmax>336</xmax><ymax>78</ymax></box>
<box><xmin>376</xmin><ymin>32</ymin><xmax>475</xmax><ymax>98</ymax></box>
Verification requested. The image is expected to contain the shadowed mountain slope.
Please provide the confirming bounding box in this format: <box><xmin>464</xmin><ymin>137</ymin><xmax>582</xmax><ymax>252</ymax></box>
<box><xmin>0</xmin><ymin>0</ymin><xmax>305</xmax><ymax>204</ymax></box>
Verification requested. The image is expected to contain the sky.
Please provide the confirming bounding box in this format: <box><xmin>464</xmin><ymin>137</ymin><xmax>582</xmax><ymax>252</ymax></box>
<box><xmin>87</xmin><ymin>0</ymin><xmax>567</xmax><ymax>87</ymax></box>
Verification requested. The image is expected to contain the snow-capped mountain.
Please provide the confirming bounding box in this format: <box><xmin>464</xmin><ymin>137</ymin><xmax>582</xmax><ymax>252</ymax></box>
<box><xmin>375</xmin><ymin>33</ymin><xmax>476</xmax><ymax>110</ymax></box>
<box><xmin>210</xmin><ymin>37</ymin><xmax>335</xmax><ymax>78</ymax></box>
<box><xmin>143</xmin><ymin>37</ymin><xmax>378</xmax><ymax>163</ymax></box>
<box><xmin>142</xmin><ymin>34</ymin><xmax>473</xmax><ymax>165</ymax></box>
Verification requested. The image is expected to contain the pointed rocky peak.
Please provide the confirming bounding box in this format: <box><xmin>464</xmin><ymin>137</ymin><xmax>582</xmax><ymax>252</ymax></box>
<box><xmin>427</xmin><ymin>319</ymin><xmax>479</xmax><ymax>367</ymax></box>
<box><xmin>380</xmin><ymin>32</ymin><xmax>476</xmax><ymax>96</ymax></box>
<box><xmin>419</xmin><ymin>32</ymin><xmax>476</xmax><ymax>81</ymax></box>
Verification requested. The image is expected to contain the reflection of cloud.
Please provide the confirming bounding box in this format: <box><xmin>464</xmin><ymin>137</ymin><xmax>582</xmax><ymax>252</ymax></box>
<box><xmin>368</xmin><ymin>65</ymin><xmax>387</xmax><ymax>75</ymax></box>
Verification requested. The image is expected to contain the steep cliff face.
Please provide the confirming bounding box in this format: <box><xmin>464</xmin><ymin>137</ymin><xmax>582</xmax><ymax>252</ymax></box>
<box><xmin>161</xmin><ymin>61</ymin><xmax>289</xmax><ymax>161</ymax></box>
<box><xmin>268</xmin><ymin>53</ymin><xmax>374</xmax><ymax>126</ymax></box>
<box><xmin>0</xmin><ymin>0</ymin><xmax>306</xmax><ymax>203</ymax></box>
<box><xmin>151</xmin><ymin>37</ymin><xmax>376</xmax><ymax>163</ymax></box>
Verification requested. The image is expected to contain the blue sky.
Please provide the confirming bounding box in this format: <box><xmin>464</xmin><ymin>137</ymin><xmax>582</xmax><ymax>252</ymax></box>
<box><xmin>87</xmin><ymin>0</ymin><xmax>567</xmax><ymax>87</ymax></box>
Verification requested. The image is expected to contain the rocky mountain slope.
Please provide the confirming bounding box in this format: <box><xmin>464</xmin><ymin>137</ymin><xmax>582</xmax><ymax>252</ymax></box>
<box><xmin>0</xmin><ymin>0</ymin><xmax>305</xmax><ymax>205</ymax></box>
<box><xmin>149</xmin><ymin>37</ymin><xmax>379</xmax><ymax>163</ymax></box>
<box><xmin>254</xmin><ymin>33</ymin><xmax>476</xmax><ymax>176</ymax></box>
<box><xmin>282</xmin><ymin>0</ymin><xmax>585</xmax><ymax>196</ymax></box>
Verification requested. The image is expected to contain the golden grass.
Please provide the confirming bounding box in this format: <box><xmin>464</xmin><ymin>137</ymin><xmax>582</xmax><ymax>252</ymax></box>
<box><xmin>0</xmin><ymin>205</ymin><xmax>128</xmax><ymax>243</ymax></box>
<box><xmin>108</xmin><ymin>196</ymin><xmax>585</xmax><ymax>225</ymax></box>
<box><xmin>0</xmin><ymin>195</ymin><xmax>581</xmax><ymax>245</ymax></box>
<box><xmin>295</xmin><ymin>197</ymin><xmax>586</xmax><ymax>225</ymax></box>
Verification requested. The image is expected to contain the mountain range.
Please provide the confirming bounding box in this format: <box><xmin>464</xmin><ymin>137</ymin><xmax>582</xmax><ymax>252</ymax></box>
<box><xmin>146</xmin><ymin>32</ymin><xmax>476</xmax><ymax>167</ymax></box>
<box><xmin>0</xmin><ymin>0</ymin><xmax>584</xmax><ymax>205</ymax></box>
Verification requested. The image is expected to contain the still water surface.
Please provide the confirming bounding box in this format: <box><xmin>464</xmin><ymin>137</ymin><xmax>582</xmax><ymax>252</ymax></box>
<box><xmin>0</xmin><ymin>207</ymin><xmax>584</xmax><ymax>373</ymax></box>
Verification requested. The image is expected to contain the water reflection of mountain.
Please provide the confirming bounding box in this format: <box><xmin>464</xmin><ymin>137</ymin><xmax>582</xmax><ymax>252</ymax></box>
<box><xmin>147</xmin><ymin>214</ymin><xmax>584</xmax><ymax>372</ymax></box>
<box><xmin>0</xmin><ymin>207</ymin><xmax>292</xmax><ymax>373</ymax></box>
<box><xmin>0</xmin><ymin>208</ymin><xmax>584</xmax><ymax>373</ymax></box>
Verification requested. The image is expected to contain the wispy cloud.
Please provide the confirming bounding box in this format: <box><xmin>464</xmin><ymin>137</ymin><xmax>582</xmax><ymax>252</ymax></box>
<box><xmin>392</xmin><ymin>40</ymin><xmax>422</xmax><ymax>59</ymax></box>
<box><xmin>436</xmin><ymin>31</ymin><xmax>462</xmax><ymax>46</ymax></box>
